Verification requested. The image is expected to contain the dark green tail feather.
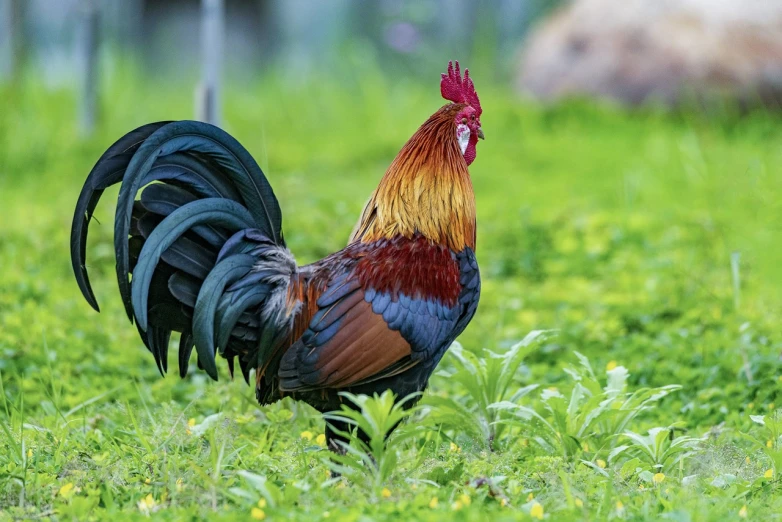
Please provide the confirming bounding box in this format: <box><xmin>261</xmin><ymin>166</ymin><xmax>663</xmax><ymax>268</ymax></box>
<box><xmin>114</xmin><ymin>122</ymin><xmax>283</xmax><ymax>323</ymax></box>
<box><xmin>71</xmin><ymin>121</ymin><xmax>171</xmax><ymax>311</ymax></box>
<box><xmin>190</xmin><ymin>253</ymin><xmax>257</xmax><ymax>379</ymax></box>
<box><xmin>71</xmin><ymin>121</ymin><xmax>293</xmax><ymax>381</ymax></box>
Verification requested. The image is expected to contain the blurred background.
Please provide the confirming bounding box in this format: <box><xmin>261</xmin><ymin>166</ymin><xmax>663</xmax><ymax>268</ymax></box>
<box><xmin>1</xmin><ymin>1</ymin><xmax>782</xmax><ymax>516</ymax></box>
<box><xmin>0</xmin><ymin>0</ymin><xmax>557</xmax><ymax>131</ymax></box>
<box><xmin>0</xmin><ymin>0</ymin><xmax>550</xmax><ymax>78</ymax></box>
<box><xmin>0</xmin><ymin>0</ymin><xmax>780</xmax><ymax>411</ymax></box>
<box><xmin>2</xmin><ymin>0</ymin><xmax>781</xmax><ymax>127</ymax></box>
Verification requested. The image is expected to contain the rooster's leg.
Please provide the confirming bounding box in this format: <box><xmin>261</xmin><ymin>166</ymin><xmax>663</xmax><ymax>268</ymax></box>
<box><xmin>325</xmin><ymin>419</ymin><xmax>350</xmax><ymax>479</ymax></box>
<box><xmin>324</xmin><ymin>418</ymin><xmax>377</xmax><ymax>478</ymax></box>
<box><xmin>325</xmin><ymin>420</ymin><xmax>351</xmax><ymax>456</ymax></box>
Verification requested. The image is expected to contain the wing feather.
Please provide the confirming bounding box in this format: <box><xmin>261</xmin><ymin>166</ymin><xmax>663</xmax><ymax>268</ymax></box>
<box><xmin>279</xmin><ymin>281</ymin><xmax>413</xmax><ymax>391</ymax></box>
<box><xmin>277</xmin><ymin>237</ymin><xmax>480</xmax><ymax>395</ymax></box>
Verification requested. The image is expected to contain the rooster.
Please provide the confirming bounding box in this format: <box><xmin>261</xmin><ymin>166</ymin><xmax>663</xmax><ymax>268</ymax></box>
<box><xmin>71</xmin><ymin>61</ymin><xmax>483</xmax><ymax>451</ymax></box>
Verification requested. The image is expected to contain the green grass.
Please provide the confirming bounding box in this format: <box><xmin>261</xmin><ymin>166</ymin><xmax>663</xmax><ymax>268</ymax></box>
<box><xmin>1</xmin><ymin>64</ymin><xmax>782</xmax><ymax>521</ymax></box>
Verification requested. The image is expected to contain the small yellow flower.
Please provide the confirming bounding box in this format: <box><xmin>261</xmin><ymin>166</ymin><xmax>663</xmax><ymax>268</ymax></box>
<box><xmin>58</xmin><ymin>483</ymin><xmax>75</xmax><ymax>499</ymax></box>
<box><xmin>530</xmin><ymin>502</ymin><xmax>544</xmax><ymax>520</ymax></box>
<box><xmin>606</xmin><ymin>361</ymin><xmax>617</xmax><ymax>371</ymax></box>
<box><xmin>251</xmin><ymin>507</ymin><xmax>266</xmax><ymax>520</ymax></box>
<box><xmin>300</xmin><ymin>431</ymin><xmax>313</xmax><ymax>441</ymax></box>
<box><xmin>144</xmin><ymin>478</ymin><xmax>151</xmax><ymax>484</ymax></box>
<box><xmin>527</xmin><ymin>492</ymin><xmax>534</xmax><ymax>502</ymax></box>
<box><xmin>381</xmin><ymin>488</ymin><xmax>391</xmax><ymax>498</ymax></box>
<box><xmin>768</xmin><ymin>439</ymin><xmax>774</xmax><ymax>448</ymax></box>
<box><xmin>638</xmin><ymin>484</ymin><xmax>645</xmax><ymax>491</ymax></box>
<box><xmin>739</xmin><ymin>505</ymin><xmax>748</xmax><ymax>518</ymax></box>
<box><xmin>257</xmin><ymin>499</ymin><xmax>267</xmax><ymax>508</ymax></box>
<box><xmin>458</xmin><ymin>494</ymin><xmax>471</xmax><ymax>506</ymax></box>
<box><xmin>187</xmin><ymin>418</ymin><xmax>196</xmax><ymax>427</ymax></box>
<box><xmin>765</xmin><ymin>469</ymin><xmax>774</xmax><ymax>479</ymax></box>
<box><xmin>176</xmin><ymin>478</ymin><xmax>184</xmax><ymax>492</ymax></box>
<box><xmin>500</xmin><ymin>498</ymin><xmax>508</xmax><ymax>507</ymax></box>
<box><xmin>451</xmin><ymin>501</ymin><xmax>463</xmax><ymax>511</ymax></box>
<box><xmin>616</xmin><ymin>500</ymin><xmax>624</xmax><ymax>514</ymax></box>
<box><xmin>575</xmin><ymin>498</ymin><xmax>584</xmax><ymax>508</ymax></box>
<box><xmin>746</xmin><ymin>456</ymin><xmax>751</xmax><ymax>465</ymax></box>
<box><xmin>449</xmin><ymin>441</ymin><xmax>461</xmax><ymax>453</ymax></box>
<box><xmin>316</xmin><ymin>433</ymin><xmax>326</xmax><ymax>446</ymax></box>
<box><xmin>653</xmin><ymin>473</ymin><xmax>665</xmax><ymax>484</ymax></box>
<box><xmin>137</xmin><ymin>494</ymin><xmax>156</xmax><ymax>514</ymax></box>
<box><xmin>429</xmin><ymin>497</ymin><xmax>439</xmax><ymax>509</ymax></box>
<box><xmin>27</xmin><ymin>449</ymin><xmax>32</xmax><ymax>458</ymax></box>
<box><xmin>597</xmin><ymin>459</ymin><xmax>607</xmax><ymax>469</ymax></box>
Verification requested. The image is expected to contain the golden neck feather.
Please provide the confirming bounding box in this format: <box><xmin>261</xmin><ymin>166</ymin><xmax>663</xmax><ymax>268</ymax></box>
<box><xmin>349</xmin><ymin>104</ymin><xmax>477</xmax><ymax>252</ymax></box>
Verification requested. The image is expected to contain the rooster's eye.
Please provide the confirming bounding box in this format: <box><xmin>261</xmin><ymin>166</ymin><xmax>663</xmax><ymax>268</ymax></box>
<box><xmin>470</xmin><ymin>114</ymin><xmax>475</xmax><ymax>120</ymax></box>
<box><xmin>461</xmin><ymin>118</ymin><xmax>467</xmax><ymax>124</ymax></box>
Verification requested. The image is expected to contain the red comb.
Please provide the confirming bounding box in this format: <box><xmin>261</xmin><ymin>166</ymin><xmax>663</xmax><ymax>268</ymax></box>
<box><xmin>440</xmin><ymin>60</ymin><xmax>481</xmax><ymax>115</ymax></box>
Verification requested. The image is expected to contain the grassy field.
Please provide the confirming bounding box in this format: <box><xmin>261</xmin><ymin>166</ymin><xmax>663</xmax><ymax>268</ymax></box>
<box><xmin>1</xmin><ymin>66</ymin><xmax>782</xmax><ymax>520</ymax></box>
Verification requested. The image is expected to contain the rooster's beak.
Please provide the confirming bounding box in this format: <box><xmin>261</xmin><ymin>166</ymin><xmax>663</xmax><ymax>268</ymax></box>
<box><xmin>477</xmin><ymin>128</ymin><xmax>485</xmax><ymax>140</ymax></box>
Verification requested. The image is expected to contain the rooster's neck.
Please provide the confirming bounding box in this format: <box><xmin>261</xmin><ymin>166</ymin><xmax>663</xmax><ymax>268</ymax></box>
<box><xmin>349</xmin><ymin>104</ymin><xmax>476</xmax><ymax>252</ymax></box>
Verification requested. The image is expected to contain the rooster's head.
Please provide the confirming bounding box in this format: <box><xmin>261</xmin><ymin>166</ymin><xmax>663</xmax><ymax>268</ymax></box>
<box><xmin>440</xmin><ymin>60</ymin><xmax>483</xmax><ymax>166</ymax></box>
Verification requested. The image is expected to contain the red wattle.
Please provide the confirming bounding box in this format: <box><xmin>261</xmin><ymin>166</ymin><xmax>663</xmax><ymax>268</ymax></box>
<box><xmin>463</xmin><ymin>134</ymin><xmax>478</xmax><ymax>165</ymax></box>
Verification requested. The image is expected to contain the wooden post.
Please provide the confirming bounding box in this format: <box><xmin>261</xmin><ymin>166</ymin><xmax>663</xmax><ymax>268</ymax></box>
<box><xmin>0</xmin><ymin>0</ymin><xmax>11</xmax><ymax>80</ymax></box>
<box><xmin>0</xmin><ymin>0</ymin><xmax>23</xmax><ymax>81</ymax></box>
<box><xmin>197</xmin><ymin>0</ymin><xmax>223</xmax><ymax>126</ymax></box>
<box><xmin>78</xmin><ymin>0</ymin><xmax>100</xmax><ymax>135</ymax></box>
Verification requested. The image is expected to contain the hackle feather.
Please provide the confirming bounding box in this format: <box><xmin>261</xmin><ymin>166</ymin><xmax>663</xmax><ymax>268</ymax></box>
<box><xmin>350</xmin><ymin>103</ymin><xmax>476</xmax><ymax>252</ymax></box>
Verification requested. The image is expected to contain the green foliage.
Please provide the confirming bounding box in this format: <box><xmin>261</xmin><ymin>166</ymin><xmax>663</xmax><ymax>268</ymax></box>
<box><xmin>610</xmin><ymin>425</ymin><xmax>703</xmax><ymax>474</ymax></box>
<box><xmin>745</xmin><ymin>413</ymin><xmax>782</xmax><ymax>473</ymax></box>
<box><xmin>322</xmin><ymin>391</ymin><xmax>420</xmax><ymax>498</ymax></box>
<box><xmin>493</xmin><ymin>353</ymin><xmax>680</xmax><ymax>461</ymax></box>
<box><xmin>2</xmin><ymin>63</ymin><xmax>782</xmax><ymax>520</ymax></box>
<box><xmin>424</xmin><ymin>330</ymin><xmax>546</xmax><ymax>450</ymax></box>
